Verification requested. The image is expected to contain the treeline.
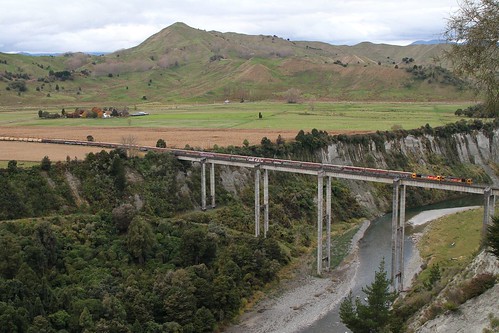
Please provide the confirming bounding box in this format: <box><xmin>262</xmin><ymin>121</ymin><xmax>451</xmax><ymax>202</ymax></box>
<box><xmin>211</xmin><ymin>118</ymin><xmax>499</xmax><ymax>163</ymax></box>
<box><xmin>0</xmin><ymin>148</ymin><xmax>363</xmax><ymax>332</ymax></box>
<box><xmin>455</xmin><ymin>104</ymin><xmax>498</xmax><ymax>118</ymax></box>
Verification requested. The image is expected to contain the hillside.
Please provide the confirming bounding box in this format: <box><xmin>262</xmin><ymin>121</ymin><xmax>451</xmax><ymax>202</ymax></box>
<box><xmin>0</xmin><ymin>22</ymin><xmax>473</xmax><ymax>106</ymax></box>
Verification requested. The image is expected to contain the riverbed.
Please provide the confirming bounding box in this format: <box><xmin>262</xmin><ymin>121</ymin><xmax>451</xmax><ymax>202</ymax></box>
<box><xmin>224</xmin><ymin>197</ymin><xmax>483</xmax><ymax>333</ymax></box>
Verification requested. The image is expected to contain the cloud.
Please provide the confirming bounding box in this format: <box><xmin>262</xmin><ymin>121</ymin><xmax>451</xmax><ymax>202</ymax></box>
<box><xmin>0</xmin><ymin>0</ymin><xmax>459</xmax><ymax>53</ymax></box>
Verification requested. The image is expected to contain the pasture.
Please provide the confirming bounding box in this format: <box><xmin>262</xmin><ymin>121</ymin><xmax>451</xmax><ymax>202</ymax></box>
<box><xmin>0</xmin><ymin>101</ymin><xmax>469</xmax><ymax>131</ymax></box>
<box><xmin>0</xmin><ymin>101</ymin><xmax>472</xmax><ymax>162</ymax></box>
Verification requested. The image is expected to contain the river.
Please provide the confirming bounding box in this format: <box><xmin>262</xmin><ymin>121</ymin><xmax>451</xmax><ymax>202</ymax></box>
<box><xmin>300</xmin><ymin>195</ymin><xmax>484</xmax><ymax>333</ymax></box>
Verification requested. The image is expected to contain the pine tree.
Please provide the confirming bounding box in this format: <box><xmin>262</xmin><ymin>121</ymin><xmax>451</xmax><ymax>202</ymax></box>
<box><xmin>486</xmin><ymin>216</ymin><xmax>499</xmax><ymax>258</ymax></box>
<box><xmin>340</xmin><ymin>259</ymin><xmax>396</xmax><ymax>332</ymax></box>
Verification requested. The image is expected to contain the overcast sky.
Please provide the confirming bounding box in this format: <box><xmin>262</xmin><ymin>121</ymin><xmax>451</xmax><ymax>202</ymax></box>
<box><xmin>0</xmin><ymin>0</ymin><xmax>460</xmax><ymax>53</ymax></box>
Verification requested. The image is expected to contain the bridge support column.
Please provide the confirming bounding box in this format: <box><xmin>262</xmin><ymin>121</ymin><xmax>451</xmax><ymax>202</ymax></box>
<box><xmin>483</xmin><ymin>188</ymin><xmax>493</xmax><ymax>237</ymax></box>
<box><xmin>255</xmin><ymin>167</ymin><xmax>261</xmax><ymax>237</ymax></box>
<box><xmin>317</xmin><ymin>172</ymin><xmax>324</xmax><ymax>275</ymax></box>
<box><xmin>397</xmin><ymin>185</ymin><xmax>406</xmax><ymax>291</ymax></box>
<box><xmin>492</xmin><ymin>195</ymin><xmax>496</xmax><ymax>217</ymax></box>
<box><xmin>201</xmin><ymin>160</ymin><xmax>206</xmax><ymax>211</ymax></box>
<box><xmin>210</xmin><ymin>163</ymin><xmax>216</xmax><ymax>208</ymax></box>
<box><xmin>326</xmin><ymin>176</ymin><xmax>332</xmax><ymax>271</ymax></box>
<box><xmin>391</xmin><ymin>179</ymin><xmax>406</xmax><ymax>292</ymax></box>
<box><xmin>264</xmin><ymin>169</ymin><xmax>269</xmax><ymax>237</ymax></box>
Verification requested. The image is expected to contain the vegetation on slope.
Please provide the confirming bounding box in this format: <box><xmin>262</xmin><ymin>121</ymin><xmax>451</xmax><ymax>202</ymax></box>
<box><xmin>0</xmin><ymin>148</ymin><xmax>364</xmax><ymax>332</ymax></box>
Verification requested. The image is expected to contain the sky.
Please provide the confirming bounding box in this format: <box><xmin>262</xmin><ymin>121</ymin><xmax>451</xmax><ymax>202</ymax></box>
<box><xmin>0</xmin><ymin>0</ymin><xmax>461</xmax><ymax>53</ymax></box>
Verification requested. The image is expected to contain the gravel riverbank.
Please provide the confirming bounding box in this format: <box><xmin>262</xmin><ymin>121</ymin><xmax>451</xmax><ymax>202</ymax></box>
<box><xmin>224</xmin><ymin>220</ymin><xmax>371</xmax><ymax>333</ymax></box>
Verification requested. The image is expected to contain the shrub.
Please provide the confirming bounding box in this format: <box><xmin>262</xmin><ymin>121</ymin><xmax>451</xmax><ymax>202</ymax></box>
<box><xmin>7</xmin><ymin>80</ymin><xmax>27</xmax><ymax>92</ymax></box>
<box><xmin>462</xmin><ymin>273</ymin><xmax>496</xmax><ymax>300</ymax></box>
<box><xmin>41</xmin><ymin>156</ymin><xmax>51</xmax><ymax>171</ymax></box>
<box><xmin>156</xmin><ymin>139</ymin><xmax>166</xmax><ymax>148</ymax></box>
<box><xmin>112</xmin><ymin>204</ymin><xmax>137</xmax><ymax>233</ymax></box>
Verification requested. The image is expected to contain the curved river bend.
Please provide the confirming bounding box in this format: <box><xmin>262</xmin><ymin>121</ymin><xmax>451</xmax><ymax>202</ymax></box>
<box><xmin>301</xmin><ymin>195</ymin><xmax>483</xmax><ymax>333</ymax></box>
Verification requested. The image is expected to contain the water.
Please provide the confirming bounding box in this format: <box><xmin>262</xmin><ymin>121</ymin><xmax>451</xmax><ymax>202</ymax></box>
<box><xmin>301</xmin><ymin>195</ymin><xmax>483</xmax><ymax>333</ymax></box>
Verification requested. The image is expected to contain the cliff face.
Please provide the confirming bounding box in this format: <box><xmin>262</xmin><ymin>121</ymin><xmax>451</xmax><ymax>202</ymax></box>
<box><xmin>320</xmin><ymin>129</ymin><xmax>499</xmax><ymax>215</ymax></box>
<box><xmin>319</xmin><ymin>129</ymin><xmax>499</xmax><ymax>331</ymax></box>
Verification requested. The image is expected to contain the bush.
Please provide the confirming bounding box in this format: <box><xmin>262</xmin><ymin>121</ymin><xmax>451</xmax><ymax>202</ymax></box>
<box><xmin>112</xmin><ymin>203</ymin><xmax>137</xmax><ymax>233</ymax></box>
<box><xmin>462</xmin><ymin>273</ymin><xmax>496</xmax><ymax>300</ymax></box>
<box><xmin>7</xmin><ymin>80</ymin><xmax>27</xmax><ymax>92</ymax></box>
<box><xmin>41</xmin><ymin>156</ymin><xmax>51</xmax><ymax>171</ymax></box>
<box><xmin>156</xmin><ymin>139</ymin><xmax>166</xmax><ymax>148</ymax></box>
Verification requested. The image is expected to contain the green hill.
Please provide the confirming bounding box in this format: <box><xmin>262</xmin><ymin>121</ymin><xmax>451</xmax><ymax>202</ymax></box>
<box><xmin>0</xmin><ymin>22</ymin><xmax>473</xmax><ymax>107</ymax></box>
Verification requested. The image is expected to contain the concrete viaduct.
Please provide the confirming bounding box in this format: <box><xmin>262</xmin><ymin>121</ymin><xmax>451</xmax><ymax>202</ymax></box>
<box><xmin>167</xmin><ymin>148</ymin><xmax>498</xmax><ymax>292</ymax></box>
<box><xmin>2</xmin><ymin>136</ymin><xmax>497</xmax><ymax>292</ymax></box>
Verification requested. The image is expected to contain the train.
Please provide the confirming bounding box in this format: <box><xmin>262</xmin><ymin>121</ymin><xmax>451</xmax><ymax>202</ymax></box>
<box><xmin>411</xmin><ymin>173</ymin><xmax>472</xmax><ymax>185</ymax></box>
<box><xmin>1</xmin><ymin>136</ymin><xmax>473</xmax><ymax>185</ymax></box>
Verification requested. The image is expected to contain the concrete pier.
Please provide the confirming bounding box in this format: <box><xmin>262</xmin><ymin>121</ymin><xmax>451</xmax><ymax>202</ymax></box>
<box><xmin>264</xmin><ymin>169</ymin><xmax>269</xmax><ymax>237</ymax></box>
<box><xmin>397</xmin><ymin>185</ymin><xmax>406</xmax><ymax>291</ymax></box>
<box><xmin>210</xmin><ymin>163</ymin><xmax>216</xmax><ymax>208</ymax></box>
<box><xmin>326</xmin><ymin>176</ymin><xmax>332</xmax><ymax>271</ymax></box>
<box><xmin>255</xmin><ymin>167</ymin><xmax>261</xmax><ymax>237</ymax></box>
<box><xmin>201</xmin><ymin>159</ymin><xmax>207</xmax><ymax>211</ymax></box>
<box><xmin>391</xmin><ymin>180</ymin><xmax>400</xmax><ymax>287</ymax></box>
<box><xmin>390</xmin><ymin>180</ymin><xmax>407</xmax><ymax>292</ymax></box>
<box><xmin>317</xmin><ymin>172</ymin><xmax>324</xmax><ymax>275</ymax></box>
<box><xmin>483</xmin><ymin>187</ymin><xmax>494</xmax><ymax>237</ymax></box>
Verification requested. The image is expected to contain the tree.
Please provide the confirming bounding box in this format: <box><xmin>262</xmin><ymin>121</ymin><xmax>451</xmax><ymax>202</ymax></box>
<box><xmin>443</xmin><ymin>0</ymin><xmax>499</xmax><ymax>116</ymax></box>
<box><xmin>193</xmin><ymin>307</ymin><xmax>216</xmax><ymax>332</ymax></box>
<box><xmin>79</xmin><ymin>307</ymin><xmax>94</xmax><ymax>331</ymax></box>
<box><xmin>126</xmin><ymin>216</ymin><xmax>155</xmax><ymax>264</ymax></box>
<box><xmin>110</xmin><ymin>155</ymin><xmax>127</xmax><ymax>193</ymax></box>
<box><xmin>8</xmin><ymin>80</ymin><xmax>27</xmax><ymax>92</ymax></box>
<box><xmin>7</xmin><ymin>160</ymin><xmax>17</xmax><ymax>172</ymax></box>
<box><xmin>40</xmin><ymin>156</ymin><xmax>51</xmax><ymax>171</ymax></box>
<box><xmin>486</xmin><ymin>216</ymin><xmax>499</xmax><ymax>258</ymax></box>
<box><xmin>112</xmin><ymin>203</ymin><xmax>136</xmax><ymax>233</ymax></box>
<box><xmin>156</xmin><ymin>139</ymin><xmax>166</xmax><ymax>148</ymax></box>
<box><xmin>121</xmin><ymin>135</ymin><xmax>138</xmax><ymax>158</ymax></box>
<box><xmin>284</xmin><ymin>88</ymin><xmax>301</xmax><ymax>103</ymax></box>
<box><xmin>339</xmin><ymin>259</ymin><xmax>396</xmax><ymax>333</ymax></box>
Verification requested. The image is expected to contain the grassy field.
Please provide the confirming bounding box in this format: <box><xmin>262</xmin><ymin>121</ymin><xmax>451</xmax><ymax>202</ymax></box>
<box><xmin>0</xmin><ymin>160</ymin><xmax>39</xmax><ymax>168</ymax></box>
<box><xmin>417</xmin><ymin>207</ymin><xmax>484</xmax><ymax>281</ymax></box>
<box><xmin>0</xmin><ymin>101</ymin><xmax>472</xmax><ymax>132</ymax></box>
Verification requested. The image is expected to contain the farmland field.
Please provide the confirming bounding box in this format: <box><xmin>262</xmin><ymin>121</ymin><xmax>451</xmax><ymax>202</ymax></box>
<box><xmin>0</xmin><ymin>101</ymin><xmax>471</xmax><ymax>162</ymax></box>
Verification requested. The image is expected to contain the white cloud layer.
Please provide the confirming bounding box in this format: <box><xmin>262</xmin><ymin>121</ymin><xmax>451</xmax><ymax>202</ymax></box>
<box><xmin>0</xmin><ymin>0</ymin><xmax>460</xmax><ymax>53</ymax></box>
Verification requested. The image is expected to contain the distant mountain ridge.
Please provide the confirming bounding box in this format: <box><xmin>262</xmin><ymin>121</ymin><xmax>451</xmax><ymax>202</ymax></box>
<box><xmin>16</xmin><ymin>51</ymin><xmax>111</xmax><ymax>56</ymax></box>
<box><xmin>0</xmin><ymin>22</ymin><xmax>473</xmax><ymax>105</ymax></box>
<box><xmin>410</xmin><ymin>39</ymin><xmax>447</xmax><ymax>45</ymax></box>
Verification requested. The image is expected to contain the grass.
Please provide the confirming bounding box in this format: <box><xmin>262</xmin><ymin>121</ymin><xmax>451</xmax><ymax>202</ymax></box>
<box><xmin>0</xmin><ymin>101</ymin><xmax>471</xmax><ymax>132</ymax></box>
<box><xmin>329</xmin><ymin>221</ymin><xmax>363</xmax><ymax>268</ymax></box>
<box><xmin>0</xmin><ymin>160</ymin><xmax>39</xmax><ymax>168</ymax></box>
<box><xmin>418</xmin><ymin>207</ymin><xmax>483</xmax><ymax>278</ymax></box>
<box><xmin>393</xmin><ymin>207</ymin><xmax>489</xmax><ymax>327</ymax></box>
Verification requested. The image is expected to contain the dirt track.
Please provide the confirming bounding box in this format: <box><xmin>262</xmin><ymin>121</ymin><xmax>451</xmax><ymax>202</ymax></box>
<box><xmin>0</xmin><ymin>126</ymin><xmax>301</xmax><ymax>161</ymax></box>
